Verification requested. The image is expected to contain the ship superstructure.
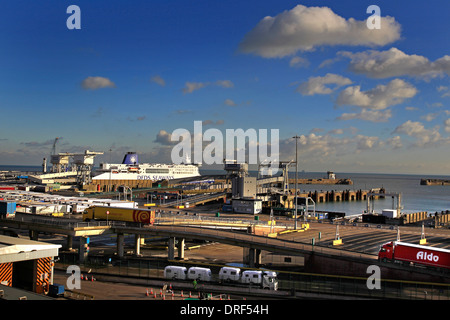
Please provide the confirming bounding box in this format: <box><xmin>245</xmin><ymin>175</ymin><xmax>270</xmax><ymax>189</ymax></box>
<box><xmin>92</xmin><ymin>152</ymin><xmax>201</xmax><ymax>181</ymax></box>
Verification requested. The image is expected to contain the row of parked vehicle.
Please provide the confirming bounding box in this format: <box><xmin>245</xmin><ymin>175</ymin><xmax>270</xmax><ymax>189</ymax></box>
<box><xmin>163</xmin><ymin>265</ymin><xmax>278</xmax><ymax>290</ymax></box>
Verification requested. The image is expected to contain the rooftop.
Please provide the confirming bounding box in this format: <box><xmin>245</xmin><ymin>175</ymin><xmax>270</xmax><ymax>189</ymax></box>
<box><xmin>0</xmin><ymin>235</ymin><xmax>61</xmax><ymax>264</ymax></box>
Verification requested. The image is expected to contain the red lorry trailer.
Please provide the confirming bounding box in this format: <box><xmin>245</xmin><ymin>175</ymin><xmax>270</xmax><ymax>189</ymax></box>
<box><xmin>378</xmin><ymin>241</ymin><xmax>450</xmax><ymax>270</ymax></box>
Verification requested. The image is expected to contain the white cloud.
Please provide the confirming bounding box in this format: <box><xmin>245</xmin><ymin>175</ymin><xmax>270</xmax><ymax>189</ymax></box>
<box><xmin>289</xmin><ymin>56</ymin><xmax>309</xmax><ymax>68</ymax></box>
<box><xmin>421</xmin><ymin>112</ymin><xmax>439</xmax><ymax>122</ymax></box>
<box><xmin>202</xmin><ymin>119</ymin><xmax>224</xmax><ymax>126</ymax></box>
<box><xmin>337</xmin><ymin>109</ymin><xmax>392</xmax><ymax>122</ymax></box>
<box><xmin>182</xmin><ymin>81</ymin><xmax>209</xmax><ymax>94</ymax></box>
<box><xmin>427</xmin><ymin>102</ymin><xmax>444</xmax><ymax>108</ymax></box>
<box><xmin>215</xmin><ymin>80</ymin><xmax>234</xmax><ymax>88</ymax></box>
<box><xmin>319</xmin><ymin>57</ymin><xmax>341</xmax><ymax>69</ymax></box>
<box><xmin>151</xmin><ymin>75</ymin><xmax>166</xmax><ymax>86</ymax></box>
<box><xmin>336</xmin><ymin>79</ymin><xmax>417</xmax><ymax>110</ymax></box>
<box><xmin>202</xmin><ymin>120</ymin><xmax>214</xmax><ymax>126</ymax></box>
<box><xmin>393</xmin><ymin>120</ymin><xmax>445</xmax><ymax>147</ymax></box>
<box><xmin>224</xmin><ymin>99</ymin><xmax>237</xmax><ymax>106</ymax></box>
<box><xmin>279</xmin><ymin>132</ymin><xmax>384</xmax><ymax>161</ymax></box>
<box><xmin>297</xmin><ymin>73</ymin><xmax>352</xmax><ymax>95</ymax></box>
<box><xmin>182</xmin><ymin>80</ymin><xmax>234</xmax><ymax>94</ymax></box>
<box><xmin>340</xmin><ymin>48</ymin><xmax>450</xmax><ymax>79</ymax></box>
<box><xmin>437</xmin><ymin>86</ymin><xmax>450</xmax><ymax>98</ymax></box>
<box><xmin>280</xmin><ymin>133</ymin><xmax>350</xmax><ymax>158</ymax></box>
<box><xmin>238</xmin><ymin>4</ymin><xmax>401</xmax><ymax>58</ymax></box>
<box><xmin>328</xmin><ymin>129</ymin><xmax>344</xmax><ymax>135</ymax></box>
<box><xmin>355</xmin><ymin>135</ymin><xmax>382</xmax><ymax>151</ymax></box>
<box><xmin>81</xmin><ymin>76</ymin><xmax>116</xmax><ymax>90</ymax></box>
<box><xmin>394</xmin><ymin>120</ymin><xmax>428</xmax><ymax>136</ymax></box>
<box><xmin>154</xmin><ymin>130</ymin><xmax>177</xmax><ymax>145</ymax></box>
<box><xmin>387</xmin><ymin>136</ymin><xmax>402</xmax><ymax>149</ymax></box>
<box><xmin>445</xmin><ymin>118</ymin><xmax>450</xmax><ymax>133</ymax></box>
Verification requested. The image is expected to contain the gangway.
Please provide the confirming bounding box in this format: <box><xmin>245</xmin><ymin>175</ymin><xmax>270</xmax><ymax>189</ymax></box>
<box><xmin>366</xmin><ymin>191</ymin><xmax>402</xmax><ymax>215</ymax></box>
<box><xmin>158</xmin><ymin>192</ymin><xmax>227</xmax><ymax>208</ymax></box>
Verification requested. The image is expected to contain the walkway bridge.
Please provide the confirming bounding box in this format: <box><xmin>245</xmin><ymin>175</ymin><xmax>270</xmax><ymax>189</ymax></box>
<box><xmin>158</xmin><ymin>192</ymin><xmax>227</xmax><ymax>208</ymax></box>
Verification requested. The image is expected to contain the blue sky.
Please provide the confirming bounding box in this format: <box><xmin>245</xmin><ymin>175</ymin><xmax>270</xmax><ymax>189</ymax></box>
<box><xmin>0</xmin><ymin>0</ymin><xmax>449</xmax><ymax>175</ymax></box>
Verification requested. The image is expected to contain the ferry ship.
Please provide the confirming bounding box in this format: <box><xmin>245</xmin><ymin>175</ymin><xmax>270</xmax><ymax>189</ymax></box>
<box><xmin>92</xmin><ymin>152</ymin><xmax>201</xmax><ymax>181</ymax></box>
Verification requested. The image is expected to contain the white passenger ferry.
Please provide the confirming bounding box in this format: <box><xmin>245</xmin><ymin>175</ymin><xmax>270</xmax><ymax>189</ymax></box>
<box><xmin>92</xmin><ymin>152</ymin><xmax>200</xmax><ymax>181</ymax></box>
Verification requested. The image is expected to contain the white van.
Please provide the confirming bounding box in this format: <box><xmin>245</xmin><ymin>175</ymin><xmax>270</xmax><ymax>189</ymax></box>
<box><xmin>219</xmin><ymin>267</ymin><xmax>241</xmax><ymax>282</ymax></box>
<box><xmin>187</xmin><ymin>267</ymin><xmax>212</xmax><ymax>282</ymax></box>
<box><xmin>241</xmin><ymin>270</ymin><xmax>278</xmax><ymax>290</ymax></box>
<box><xmin>164</xmin><ymin>266</ymin><xmax>187</xmax><ymax>280</ymax></box>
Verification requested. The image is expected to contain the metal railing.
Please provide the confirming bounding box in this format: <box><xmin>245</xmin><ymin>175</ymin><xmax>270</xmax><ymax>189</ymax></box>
<box><xmin>14</xmin><ymin>212</ymin><xmax>286</xmax><ymax>230</ymax></box>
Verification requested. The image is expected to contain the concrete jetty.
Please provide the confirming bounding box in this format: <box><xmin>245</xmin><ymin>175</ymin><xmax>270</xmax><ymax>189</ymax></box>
<box><xmin>291</xmin><ymin>188</ymin><xmax>384</xmax><ymax>203</ymax></box>
<box><xmin>420</xmin><ymin>178</ymin><xmax>450</xmax><ymax>186</ymax></box>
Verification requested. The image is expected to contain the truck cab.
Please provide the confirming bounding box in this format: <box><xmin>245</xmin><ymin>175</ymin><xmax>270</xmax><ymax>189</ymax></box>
<box><xmin>262</xmin><ymin>274</ymin><xmax>278</xmax><ymax>290</ymax></box>
<box><xmin>378</xmin><ymin>241</ymin><xmax>394</xmax><ymax>262</ymax></box>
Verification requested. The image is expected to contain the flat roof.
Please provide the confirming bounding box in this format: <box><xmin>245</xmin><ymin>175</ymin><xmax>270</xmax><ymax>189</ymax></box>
<box><xmin>0</xmin><ymin>284</ymin><xmax>54</xmax><ymax>300</ymax></box>
<box><xmin>0</xmin><ymin>235</ymin><xmax>61</xmax><ymax>264</ymax></box>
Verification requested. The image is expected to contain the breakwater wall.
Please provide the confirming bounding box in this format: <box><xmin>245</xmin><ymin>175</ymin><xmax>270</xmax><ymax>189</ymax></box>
<box><xmin>402</xmin><ymin>210</ymin><xmax>450</xmax><ymax>227</ymax></box>
<box><xmin>434</xmin><ymin>210</ymin><xmax>450</xmax><ymax>227</ymax></box>
<box><xmin>420</xmin><ymin>178</ymin><xmax>450</xmax><ymax>186</ymax></box>
<box><xmin>403</xmin><ymin>211</ymin><xmax>428</xmax><ymax>224</ymax></box>
<box><xmin>288</xmin><ymin>178</ymin><xmax>352</xmax><ymax>185</ymax></box>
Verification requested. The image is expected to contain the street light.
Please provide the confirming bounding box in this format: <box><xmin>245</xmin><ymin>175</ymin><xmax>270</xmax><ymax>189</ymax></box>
<box><xmin>292</xmin><ymin>135</ymin><xmax>301</xmax><ymax>230</ymax></box>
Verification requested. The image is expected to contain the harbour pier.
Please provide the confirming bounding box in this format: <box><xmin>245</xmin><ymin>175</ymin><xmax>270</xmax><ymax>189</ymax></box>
<box><xmin>293</xmin><ymin>188</ymin><xmax>383</xmax><ymax>203</ymax></box>
<box><xmin>420</xmin><ymin>178</ymin><xmax>450</xmax><ymax>186</ymax></box>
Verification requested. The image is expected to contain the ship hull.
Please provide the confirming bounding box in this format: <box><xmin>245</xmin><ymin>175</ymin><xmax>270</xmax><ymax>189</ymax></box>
<box><xmin>92</xmin><ymin>171</ymin><xmax>200</xmax><ymax>181</ymax></box>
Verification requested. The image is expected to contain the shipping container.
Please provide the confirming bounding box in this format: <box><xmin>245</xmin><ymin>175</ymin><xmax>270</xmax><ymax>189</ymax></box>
<box><xmin>83</xmin><ymin>206</ymin><xmax>155</xmax><ymax>224</ymax></box>
<box><xmin>378</xmin><ymin>241</ymin><xmax>450</xmax><ymax>269</ymax></box>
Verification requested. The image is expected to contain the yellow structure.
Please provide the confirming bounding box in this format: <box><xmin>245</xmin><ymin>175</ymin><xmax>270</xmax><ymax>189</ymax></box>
<box><xmin>83</xmin><ymin>206</ymin><xmax>155</xmax><ymax>224</ymax></box>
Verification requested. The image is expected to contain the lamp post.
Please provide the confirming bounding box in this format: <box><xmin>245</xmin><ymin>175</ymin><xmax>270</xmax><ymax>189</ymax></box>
<box><xmin>292</xmin><ymin>135</ymin><xmax>300</xmax><ymax>230</ymax></box>
<box><xmin>109</xmin><ymin>148</ymin><xmax>112</xmax><ymax>193</ymax></box>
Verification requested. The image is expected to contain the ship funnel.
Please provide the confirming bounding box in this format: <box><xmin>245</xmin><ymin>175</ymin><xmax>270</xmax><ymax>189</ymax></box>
<box><xmin>122</xmin><ymin>152</ymin><xmax>138</xmax><ymax>165</ymax></box>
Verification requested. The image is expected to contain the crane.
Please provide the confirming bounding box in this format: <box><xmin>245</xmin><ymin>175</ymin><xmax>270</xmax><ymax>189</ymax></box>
<box><xmin>52</xmin><ymin>137</ymin><xmax>59</xmax><ymax>155</ymax></box>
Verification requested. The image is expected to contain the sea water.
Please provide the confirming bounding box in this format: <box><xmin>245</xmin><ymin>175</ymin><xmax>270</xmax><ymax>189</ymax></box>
<box><xmin>287</xmin><ymin>172</ymin><xmax>450</xmax><ymax>216</ymax></box>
